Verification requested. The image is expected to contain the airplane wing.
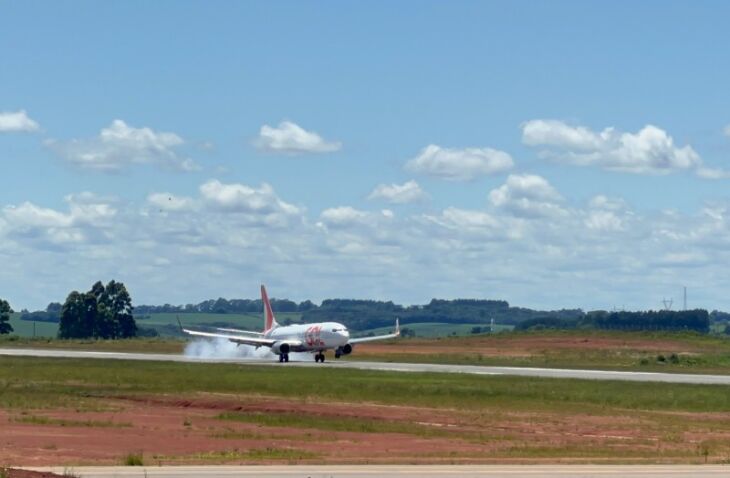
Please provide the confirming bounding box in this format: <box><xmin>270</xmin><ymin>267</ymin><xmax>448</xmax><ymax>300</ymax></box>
<box><xmin>177</xmin><ymin>317</ymin><xmax>300</xmax><ymax>349</ymax></box>
<box><xmin>349</xmin><ymin>318</ymin><xmax>400</xmax><ymax>344</ymax></box>
<box><xmin>215</xmin><ymin>327</ymin><xmax>264</xmax><ymax>336</ymax></box>
<box><xmin>181</xmin><ymin>327</ymin><xmax>279</xmax><ymax>347</ymax></box>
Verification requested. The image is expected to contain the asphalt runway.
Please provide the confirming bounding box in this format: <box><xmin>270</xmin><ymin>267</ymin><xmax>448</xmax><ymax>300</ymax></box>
<box><xmin>23</xmin><ymin>465</ymin><xmax>730</xmax><ymax>477</ymax></box>
<box><xmin>3</xmin><ymin>347</ymin><xmax>730</xmax><ymax>385</ymax></box>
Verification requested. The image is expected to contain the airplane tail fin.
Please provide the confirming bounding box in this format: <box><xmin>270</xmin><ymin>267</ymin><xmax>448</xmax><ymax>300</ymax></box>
<box><xmin>261</xmin><ymin>284</ymin><xmax>279</xmax><ymax>333</ymax></box>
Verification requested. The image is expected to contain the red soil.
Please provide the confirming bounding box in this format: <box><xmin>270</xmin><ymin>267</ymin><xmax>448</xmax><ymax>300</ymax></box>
<box><xmin>2</xmin><ymin>393</ymin><xmax>729</xmax><ymax>466</ymax></box>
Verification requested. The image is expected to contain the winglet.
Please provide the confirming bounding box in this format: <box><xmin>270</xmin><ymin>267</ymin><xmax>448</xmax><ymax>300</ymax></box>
<box><xmin>176</xmin><ymin>315</ymin><xmax>183</xmax><ymax>332</ymax></box>
<box><xmin>395</xmin><ymin>317</ymin><xmax>400</xmax><ymax>337</ymax></box>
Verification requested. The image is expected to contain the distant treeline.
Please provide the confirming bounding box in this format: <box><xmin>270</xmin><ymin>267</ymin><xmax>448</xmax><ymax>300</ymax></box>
<box><xmin>20</xmin><ymin>294</ymin><xmax>721</xmax><ymax>334</ymax></box>
<box><xmin>135</xmin><ymin>298</ymin><xmax>313</xmax><ymax>315</ymax></box>
<box><xmin>516</xmin><ymin>309</ymin><xmax>710</xmax><ymax>333</ymax></box>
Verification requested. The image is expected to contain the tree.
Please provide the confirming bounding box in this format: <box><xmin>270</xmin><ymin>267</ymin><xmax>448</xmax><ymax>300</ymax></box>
<box><xmin>102</xmin><ymin>280</ymin><xmax>136</xmax><ymax>338</ymax></box>
<box><xmin>0</xmin><ymin>299</ymin><xmax>13</xmax><ymax>335</ymax></box>
<box><xmin>58</xmin><ymin>280</ymin><xmax>137</xmax><ymax>339</ymax></box>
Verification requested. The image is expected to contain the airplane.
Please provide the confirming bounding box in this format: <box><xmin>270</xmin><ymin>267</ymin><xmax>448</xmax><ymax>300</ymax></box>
<box><xmin>179</xmin><ymin>285</ymin><xmax>400</xmax><ymax>363</ymax></box>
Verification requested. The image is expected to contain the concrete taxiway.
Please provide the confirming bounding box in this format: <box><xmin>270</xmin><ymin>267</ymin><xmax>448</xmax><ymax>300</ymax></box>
<box><xmin>23</xmin><ymin>465</ymin><xmax>730</xmax><ymax>477</ymax></box>
<box><xmin>3</xmin><ymin>347</ymin><xmax>730</xmax><ymax>385</ymax></box>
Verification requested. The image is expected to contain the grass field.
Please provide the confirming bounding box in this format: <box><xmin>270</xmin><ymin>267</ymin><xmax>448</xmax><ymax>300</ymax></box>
<box><xmin>7</xmin><ymin>311</ymin><xmax>512</xmax><ymax>339</ymax></box>
<box><xmin>359</xmin><ymin>322</ymin><xmax>513</xmax><ymax>338</ymax></box>
<box><xmin>7</xmin><ymin>313</ymin><xmax>58</xmax><ymax>338</ymax></box>
<box><xmin>3</xmin><ymin>355</ymin><xmax>730</xmax><ymax>463</ymax></box>
<box><xmin>5</xmin><ymin>328</ymin><xmax>730</xmax><ymax>374</ymax></box>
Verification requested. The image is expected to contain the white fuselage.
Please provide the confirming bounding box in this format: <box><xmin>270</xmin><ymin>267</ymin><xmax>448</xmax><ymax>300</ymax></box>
<box><xmin>265</xmin><ymin>321</ymin><xmax>350</xmax><ymax>352</ymax></box>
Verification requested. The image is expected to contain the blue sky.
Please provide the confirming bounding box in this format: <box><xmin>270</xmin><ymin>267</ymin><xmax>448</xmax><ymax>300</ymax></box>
<box><xmin>2</xmin><ymin>1</ymin><xmax>730</xmax><ymax>310</ymax></box>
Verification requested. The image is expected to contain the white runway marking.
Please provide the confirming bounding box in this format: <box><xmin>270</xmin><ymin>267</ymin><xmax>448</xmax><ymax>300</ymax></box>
<box><xmin>2</xmin><ymin>347</ymin><xmax>730</xmax><ymax>385</ymax></box>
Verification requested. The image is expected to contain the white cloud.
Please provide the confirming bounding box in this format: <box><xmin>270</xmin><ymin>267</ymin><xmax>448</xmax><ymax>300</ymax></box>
<box><xmin>319</xmin><ymin>206</ymin><xmax>368</xmax><ymax>225</ymax></box>
<box><xmin>522</xmin><ymin>119</ymin><xmax>606</xmax><ymax>150</ymax></box>
<box><xmin>48</xmin><ymin>120</ymin><xmax>198</xmax><ymax>172</ymax></box>
<box><xmin>405</xmin><ymin>144</ymin><xmax>514</xmax><ymax>181</ymax></box>
<box><xmin>489</xmin><ymin>174</ymin><xmax>566</xmax><ymax>218</ymax></box>
<box><xmin>255</xmin><ymin>121</ymin><xmax>341</xmax><ymax>154</ymax></box>
<box><xmin>0</xmin><ymin>110</ymin><xmax>39</xmax><ymax>132</ymax></box>
<box><xmin>696</xmin><ymin>167</ymin><xmax>730</xmax><ymax>180</ymax></box>
<box><xmin>10</xmin><ymin>176</ymin><xmax>730</xmax><ymax>313</ymax></box>
<box><xmin>522</xmin><ymin>120</ymin><xmax>701</xmax><ymax>175</ymax></box>
<box><xmin>3</xmin><ymin>202</ymin><xmax>73</xmax><ymax>228</ymax></box>
<box><xmin>200</xmin><ymin>179</ymin><xmax>300</xmax><ymax>218</ymax></box>
<box><xmin>65</xmin><ymin>192</ymin><xmax>117</xmax><ymax>224</ymax></box>
<box><xmin>368</xmin><ymin>180</ymin><xmax>426</xmax><ymax>204</ymax></box>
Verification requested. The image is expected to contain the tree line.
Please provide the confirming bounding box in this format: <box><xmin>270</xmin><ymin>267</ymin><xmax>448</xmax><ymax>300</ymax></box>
<box><xmin>515</xmin><ymin>309</ymin><xmax>710</xmax><ymax>333</ymax></box>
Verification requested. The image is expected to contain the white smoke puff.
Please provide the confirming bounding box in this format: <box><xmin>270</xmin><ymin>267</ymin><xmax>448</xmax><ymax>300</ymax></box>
<box><xmin>183</xmin><ymin>338</ymin><xmax>318</xmax><ymax>362</ymax></box>
<box><xmin>184</xmin><ymin>338</ymin><xmax>274</xmax><ymax>360</ymax></box>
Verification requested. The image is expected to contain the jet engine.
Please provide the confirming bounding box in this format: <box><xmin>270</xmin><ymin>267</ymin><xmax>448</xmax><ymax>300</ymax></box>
<box><xmin>335</xmin><ymin>344</ymin><xmax>353</xmax><ymax>358</ymax></box>
<box><xmin>271</xmin><ymin>342</ymin><xmax>290</xmax><ymax>355</ymax></box>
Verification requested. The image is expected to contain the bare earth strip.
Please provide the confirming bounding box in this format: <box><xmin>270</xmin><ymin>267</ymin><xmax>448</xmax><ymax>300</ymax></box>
<box><xmin>3</xmin><ymin>393</ymin><xmax>730</xmax><ymax>466</ymax></box>
<box><xmin>18</xmin><ymin>465</ymin><xmax>730</xmax><ymax>478</ymax></box>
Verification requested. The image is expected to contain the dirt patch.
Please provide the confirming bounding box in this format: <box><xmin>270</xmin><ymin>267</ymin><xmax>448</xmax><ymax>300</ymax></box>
<box><xmin>3</xmin><ymin>470</ymin><xmax>65</xmax><ymax>478</ymax></box>
<box><xmin>2</xmin><ymin>393</ymin><xmax>730</xmax><ymax>465</ymax></box>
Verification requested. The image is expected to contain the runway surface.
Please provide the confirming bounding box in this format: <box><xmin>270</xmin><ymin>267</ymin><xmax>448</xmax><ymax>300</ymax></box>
<box><xmin>3</xmin><ymin>347</ymin><xmax>730</xmax><ymax>385</ymax></box>
<box><xmin>23</xmin><ymin>465</ymin><xmax>730</xmax><ymax>477</ymax></box>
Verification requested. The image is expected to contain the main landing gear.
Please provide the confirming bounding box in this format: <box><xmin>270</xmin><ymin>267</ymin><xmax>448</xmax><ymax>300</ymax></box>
<box><xmin>314</xmin><ymin>352</ymin><xmax>325</xmax><ymax>363</ymax></box>
<box><xmin>278</xmin><ymin>354</ymin><xmax>289</xmax><ymax>363</ymax></box>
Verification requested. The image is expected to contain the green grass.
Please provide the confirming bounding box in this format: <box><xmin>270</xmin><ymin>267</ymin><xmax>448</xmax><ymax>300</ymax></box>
<box><xmin>356</xmin><ymin>322</ymin><xmax>513</xmax><ymax>338</ymax></box>
<box><xmin>139</xmin><ymin>312</ymin><xmax>303</xmax><ymax>335</ymax></box>
<box><xmin>4</xmin><ymin>311</ymin><xmax>305</xmax><ymax>339</ymax></box>
<box><xmin>7</xmin><ymin>313</ymin><xmax>58</xmax><ymax>338</ymax></box>
<box><xmin>348</xmin><ymin>329</ymin><xmax>730</xmax><ymax>374</ymax></box>
<box><xmin>217</xmin><ymin>411</ymin><xmax>444</xmax><ymax>437</ymax></box>
<box><xmin>123</xmin><ymin>452</ymin><xmax>144</xmax><ymax>466</ymax></box>
<box><xmin>14</xmin><ymin>414</ymin><xmax>132</xmax><ymax>428</ymax></box>
<box><xmin>2</xmin><ymin>355</ymin><xmax>730</xmax><ymax>414</ymax></box>
<box><xmin>154</xmin><ymin>448</ymin><xmax>319</xmax><ymax>462</ymax></box>
<box><xmin>6</xmin><ymin>326</ymin><xmax>730</xmax><ymax>373</ymax></box>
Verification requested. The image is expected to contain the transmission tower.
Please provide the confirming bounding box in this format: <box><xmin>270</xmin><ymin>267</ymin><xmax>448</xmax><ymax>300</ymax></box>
<box><xmin>662</xmin><ymin>298</ymin><xmax>673</xmax><ymax>311</ymax></box>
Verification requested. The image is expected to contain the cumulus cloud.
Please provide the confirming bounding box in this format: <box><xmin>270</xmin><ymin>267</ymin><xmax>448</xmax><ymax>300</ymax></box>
<box><xmin>255</xmin><ymin>121</ymin><xmax>341</xmax><ymax>154</ymax></box>
<box><xmin>319</xmin><ymin>206</ymin><xmax>368</xmax><ymax>225</ymax></box>
<box><xmin>522</xmin><ymin>120</ymin><xmax>701</xmax><ymax>175</ymax></box>
<box><xmin>489</xmin><ymin>174</ymin><xmax>566</xmax><ymax>218</ymax></box>
<box><xmin>200</xmin><ymin>179</ymin><xmax>299</xmax><ymax>216</ymax></box>
<box><xmin>9</xmin><ymin>176</ymin><xmax>730</xmax><ymax>312</ymax></box>
<box><xmin>0</xmin><ymin>110</ymin><xmax>39</xmax><ymax>132</ymax></box>
<box><xmin>47</xmin><ymin>120</ymin><xmax>198</xmax><ymax>172</ymax></box>
<box><xmin>1</xmin><ymin>193</ymin><xmax>118</xmax><ymax>249</ymax></box>
<box><xmin>368</xmin><ymin>180</ymin><xmax>426</xmax><ymax>204</ymax></box>
<box><xmin>3</xmin><ymin>202</ymin><xmax>73</xmax><ymax>228</ymax></box>
<box><xmin>405</xmin><ymin>144</ymin><xmax>513</xmax><ymax>181</ymax></box>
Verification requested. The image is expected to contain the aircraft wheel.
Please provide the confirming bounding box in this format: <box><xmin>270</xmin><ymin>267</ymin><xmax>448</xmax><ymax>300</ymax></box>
<box><xmin>278</xmin><ymin>354</ymin><xmax>284</xmax><ymax>363</ymax></box>
<box><xmin>284</xmin><ymin>354</ymin><xmax>289</xmax><ymax>362</ymax></box>
<box><xmin>320</xmin><ymin>353</ymin><xmax>325</xmax><ymax>363</ymax></box>
<box><xmin>335</xmin><ymin>353</ymin><xmax>341</xmax><ymax>359</ymax></box>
